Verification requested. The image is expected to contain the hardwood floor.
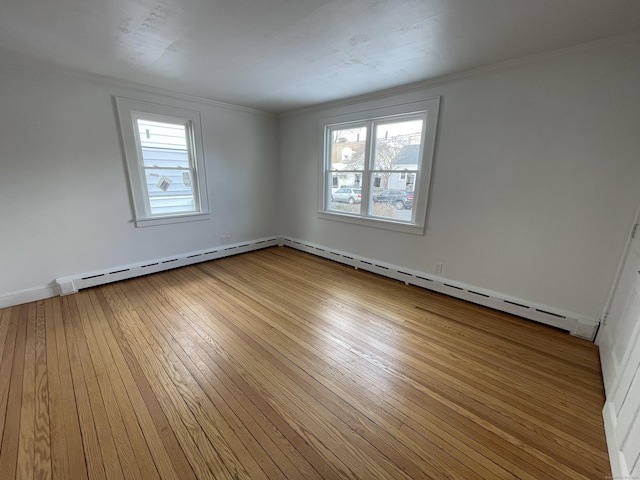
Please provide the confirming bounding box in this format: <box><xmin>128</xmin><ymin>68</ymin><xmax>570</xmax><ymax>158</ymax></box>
<box><xmin>0</xmin><ymin>246</ymin><xmax>610</xmax><ymax>479</ymax></box>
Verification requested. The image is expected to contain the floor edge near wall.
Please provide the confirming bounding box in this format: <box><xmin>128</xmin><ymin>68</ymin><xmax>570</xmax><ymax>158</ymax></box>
<box><xmin>0</xmin><ymin>236</ymin><xmax>280</xmax><ymax>309</ymax></box>
<box><xmin>0</xmin><ymin>236</ymin><xmax>600</xmax><ymax>342</ymax></box>
<box><xmin>280</xmin><ymin>237</ymin><xmax>599</xmax><ymax>341</ymax></box>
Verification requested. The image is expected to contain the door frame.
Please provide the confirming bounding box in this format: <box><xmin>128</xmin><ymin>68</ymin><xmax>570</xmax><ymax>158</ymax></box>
<box><xmin>596</xmin><ymin>201</ymin><xmax>640</xmax><ymax>345</ymax></box>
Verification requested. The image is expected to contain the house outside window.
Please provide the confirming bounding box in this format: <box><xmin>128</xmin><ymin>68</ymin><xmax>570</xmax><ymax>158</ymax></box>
<box><xmin>319</xmin><ymin>97</ymin><xmax>440</xmax><ymax>234</ymax></box>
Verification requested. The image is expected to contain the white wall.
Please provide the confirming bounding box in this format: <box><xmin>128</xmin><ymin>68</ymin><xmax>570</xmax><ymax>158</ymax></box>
<box><xmin>278</xmin><ymin>37</ymin><xmax>640</xmax><ymax>323</ymax></box>
<box><xmin>0</xmin><ymin>63</ymin><xmax>280</xmax><ymax>300</ymax></box>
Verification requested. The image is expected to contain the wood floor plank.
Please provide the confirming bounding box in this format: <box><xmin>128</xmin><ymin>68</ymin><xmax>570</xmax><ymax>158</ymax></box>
<box><xmin>48</xmin><ymin>297</ymin><xmax>88</xmax><ymax>480</ymax></box>
<box><xmin>0</xmin><ymin>246</ymin><xmax>610</xmax><ymax>479</ymax></box>
<box><xmin>67</xmin><ymin>294</ymin><xmax>126</xmax><ymax>480</ymax></box>
<box><xmin>74</xmin><ymin>292</ymin><xmax>146</xmax><ymax>480</ymax></box>
<box><xmin>0</xmin><ymin>307</ymin><xmax>20</xmax><ymax>453</ymax></box>
<box><xmin>68</xmin><ymin>294</ymin><xmax>124</xmax><ymax>479</ymax></box>
<box><xmin>61</xmin><ymin>295</ymin><xmax>107</xmax><ymax>480</ymax></box>
<box><xmin>0</xmin><ymin>305</ymin><xmax>28</xmax><ymax>479</ymax></box>
<box><xmin>44</xmin><ymin>298</ymin><xmax>71</xmax><ymax>480</ymax></box>
<box><xmin>0</xmin><ymin>308</ymin><xmax>13</xmax><ymax>371</ymax></box>
<box><xmin>33</xmin><ymin>301</ymin><xmax>52</xmax><ymax>480</ymax></box>
<box><xmin>17</xmin><ymin>302</ymin><xmax>37</xmax><ymax>479</ymax></box>
<box><xmin>81</xmin><ymin>290</ymin><xmax>168</xmax><ymax>480</ymax></box>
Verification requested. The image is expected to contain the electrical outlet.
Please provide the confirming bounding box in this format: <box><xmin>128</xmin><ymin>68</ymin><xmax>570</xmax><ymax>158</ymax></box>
<box><xmin>221</xmin><ymin>235</ymin><xmax>231</xmax><ymax>244</ymax></box>
<box><xmin>435</xmin><ymin>262</ymin><xmax>443</xmax><ymax>274</ymax></box>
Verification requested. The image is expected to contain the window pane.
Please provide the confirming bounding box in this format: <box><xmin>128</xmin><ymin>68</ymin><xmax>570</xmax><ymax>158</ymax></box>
<box><xmin>370</xmin><ymin>181</ymin><xmax>414</xmax><ymax>222</ymax></box>
<box><xmin>331</xmin><ymin>172</ymin><xmax>363</xmax><ymax>191</ymax></box>
<box><xmin>373</xmin><ymin>119</ymin><xmax>423</xmax><ymax>170</ymax></box>
<box><xmin>136</xmin><ymin>117</ymin><xmax>199</xmax><ymax>217</ymax></box>
<box><xmin>137</xmin><ymin>119</ymin><xmax>187</xmax><ymax>149</ymax></box>
<box><xmin>140</xmin><ymin>146</ymin><xmax>190</xmax><ymax>169</ymax></box>
<box><xmin>371</xmin><ymin>170</ymin><xmax>418</xmax><ymax>193</ymax></box>
<box><xmin>144</xmin><ymin>167</ymin><xmax>196</xmax><ymax>216</ymax></box>
<box><xmin>329</xmin><ymin>126</ymin><xmax>367</xmax><ymax>170</ymax></box>
<box><xmin>137</xmin><ymin>119</ymin><xmax>190</xmax><ymax>169</ymax></box>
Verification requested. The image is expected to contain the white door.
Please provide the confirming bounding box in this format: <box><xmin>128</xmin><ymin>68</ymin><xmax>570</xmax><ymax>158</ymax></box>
<box><xmin>599</xmin><ymin>224</ymin><xmax>640</xmax><ymax>478</ymax></box>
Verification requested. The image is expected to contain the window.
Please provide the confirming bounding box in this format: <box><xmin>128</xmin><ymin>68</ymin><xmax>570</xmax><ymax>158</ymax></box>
<box><xmin>115</xmin><ymin>97</ymin><xmax>209</xmax><ymax>227</ymax></box>
<box><xmin>319</xmin><ymin>97</ymin><xmax>440</xmax><ymax>234</ymax></box>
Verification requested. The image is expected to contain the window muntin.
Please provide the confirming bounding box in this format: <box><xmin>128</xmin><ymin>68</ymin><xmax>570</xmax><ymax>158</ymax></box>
<box><xmin>115</xmin><ymin>97</ymin><xmax>209</xmax><ymax>227</ymax></box>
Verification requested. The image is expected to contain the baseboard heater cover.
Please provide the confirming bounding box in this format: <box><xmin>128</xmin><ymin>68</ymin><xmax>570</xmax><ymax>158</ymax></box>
<box><xmin>54</xmin><ymin>235</ymin><xmax>599</xmax><ymax>340</ymax></box>
<box><xmin>55</xmin><ymin>236</ymin><xmax>280</xmax><ymax>296</ymax></box>
<box><xmin>281</xmin><ymin>236</ymin><xmax>599</xmax><ymax>341</ymax></box>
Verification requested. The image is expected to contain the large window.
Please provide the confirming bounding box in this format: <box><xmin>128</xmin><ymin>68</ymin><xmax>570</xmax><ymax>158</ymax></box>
<box><xmin>320</xmin><ymin>97</ymin><xmax>440</xmax><ymax>234</ymax></box>
<box><xmin>116</xmin><ymin>98</ymin><xmax>210</xmax><ymax>227</ymax></box>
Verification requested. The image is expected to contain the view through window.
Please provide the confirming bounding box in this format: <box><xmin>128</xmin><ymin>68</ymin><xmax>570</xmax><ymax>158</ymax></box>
<box><xmin>135</xmin><ymin>117</ymin><xmax>199</xmax><ymax>216</ymax></box>
<box><xmin>326</xmin><ymin>114</ymin><xmax>426</xmax><ymax>223</ymax></box>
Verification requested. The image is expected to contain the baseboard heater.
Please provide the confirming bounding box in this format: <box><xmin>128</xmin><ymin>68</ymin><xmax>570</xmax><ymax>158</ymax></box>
<box><xmin>280</xmin><ymin>237</ymin><xmax>599</xmax><ymax>341</ymax></box>
<box><xmin>55</xmin><ymin>236</ymin><xmax>280</xmax><ymax>296</ymax></box>
<box><xmin>54</xmin><ymin>234</ymin><xmax>599</xmax><ymax>341</ymax></box>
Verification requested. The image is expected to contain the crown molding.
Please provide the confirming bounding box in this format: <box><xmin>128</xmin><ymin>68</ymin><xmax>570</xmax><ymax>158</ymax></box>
<box><xmin>2</xmin><ymin>31</ymin><xmax>638</xmax><ymax>119</ymax></box>
<box><xmin>279</xmin><ymin>32</ymin><xmax>640</xmax><ymax>119</ymax></box>
<box><xmin>0</xmin><ymin>51</ymin><xmax>277</xmax><ymax>118</ymax></box>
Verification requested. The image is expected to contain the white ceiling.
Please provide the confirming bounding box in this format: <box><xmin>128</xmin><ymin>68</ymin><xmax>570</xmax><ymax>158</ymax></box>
<box><xmin>1</xmin><ymin>0</ymin><xmax>639</xmax><ymax>112</ymax></box>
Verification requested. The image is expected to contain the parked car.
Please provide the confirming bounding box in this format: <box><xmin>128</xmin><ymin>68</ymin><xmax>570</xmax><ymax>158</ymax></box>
<box><xmin>332</xmin><ymin>187</ymin><xmax>362</xmax><ymax>204</ymax></box>
<box><xmin>373</xmin><ymin>189</ymin><xmax>414</xmax><ymax>209</ymax></box>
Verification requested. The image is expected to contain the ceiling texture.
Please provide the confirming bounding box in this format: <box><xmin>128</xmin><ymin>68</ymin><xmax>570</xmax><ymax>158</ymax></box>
<box><xmin>1</xmin><ymin>0</ymin><xmax>639</xmax><ymax>112</ymax></box>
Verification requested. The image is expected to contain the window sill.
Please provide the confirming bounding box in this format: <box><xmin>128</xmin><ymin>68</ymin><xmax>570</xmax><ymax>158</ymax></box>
<box><xmin>317</xmin><ymin>211</ymin><xmax>425</xmax><ymax>235</ymax></box>
<box><xmin>134</xmin><ymin>212</ymin><xmax>211</xmax><ymax>228</ymax></box>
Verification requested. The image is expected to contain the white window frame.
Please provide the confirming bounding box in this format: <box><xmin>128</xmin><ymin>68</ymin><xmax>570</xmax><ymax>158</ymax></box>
<box><xmin>115</xmin><ymin>97</ymin><xmax>210</xmax><ymax>227</ymax></box>
<box><xmin>318</xmin><ymin>97</ymin><xmax>440</xmax><ymax>235</ymax></box>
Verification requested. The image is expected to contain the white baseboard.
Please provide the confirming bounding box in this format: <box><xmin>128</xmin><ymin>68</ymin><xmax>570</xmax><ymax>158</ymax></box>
<box><xmin>281</xmin><ymin>236</ymin><xmax>600</xmax><ymax>340</ymax></box>
<box><xmin>1</xmin><ymin>235</ymin><xmax>602</xmax><ymax>342</ymax></box>
<box><xmin>0</xmin><ymin>236</ymin><xmax>280</xmax><ymax>309</ymax></box>
<box><xmin>56</xmin><ymin>236</ymin><xmax>280</xmax><ymax>295</ymax></box>
<box><xmin>0</xmin><ymin>284</ymin><xmax>60</xmax><ymax>309</ymax></box>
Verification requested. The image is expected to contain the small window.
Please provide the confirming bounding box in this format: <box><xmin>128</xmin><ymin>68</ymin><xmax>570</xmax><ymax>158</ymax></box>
<box><xmin>116</xmin><ymin>98</ymin><xmax>210</xmax><ymax>227</ymax></box>
<box><xmin>319</xmin><ymin>97</ymin><xmax>440</xmax><ymax>234</ymax></box>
